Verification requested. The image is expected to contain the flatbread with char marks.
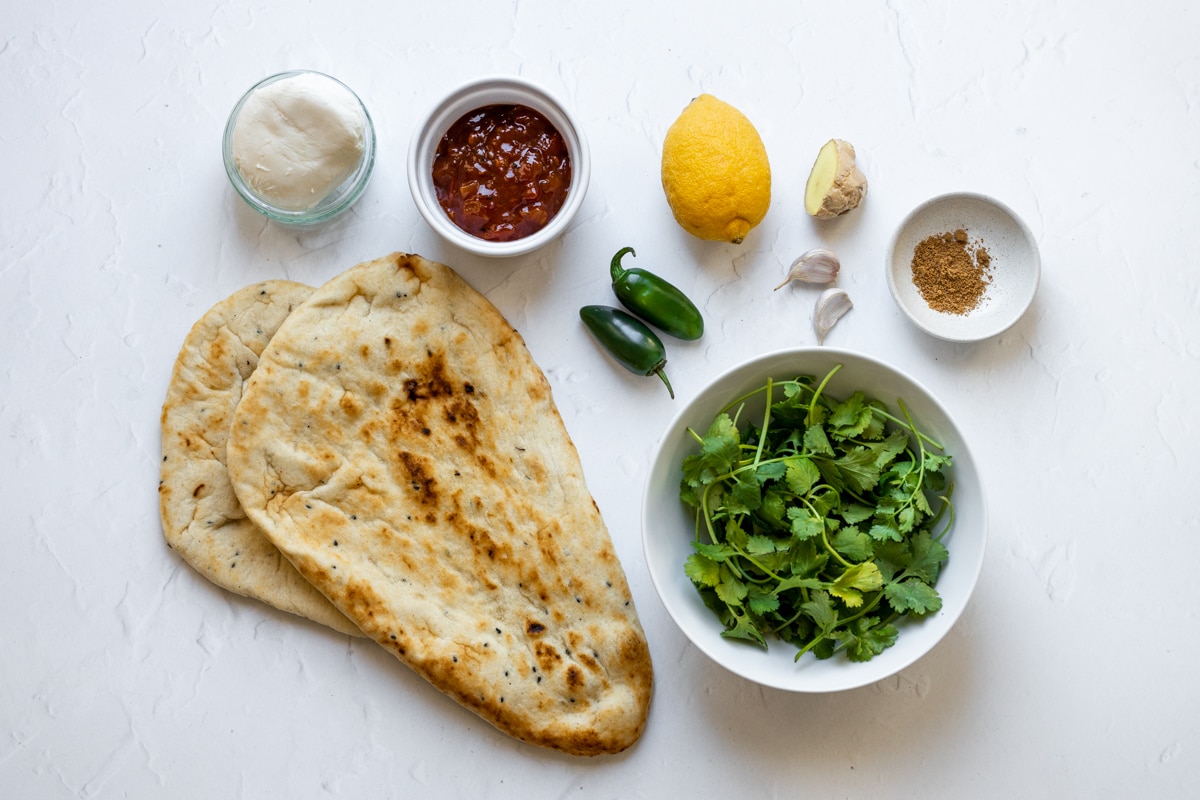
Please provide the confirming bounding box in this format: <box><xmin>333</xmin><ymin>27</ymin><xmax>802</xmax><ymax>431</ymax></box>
<box><xmin>226</xmin><ymin>253</ymin><xmax>653</xmax><ymax>756</ymax></box>
<box><xmin>159</xmin><ymin>280</ymin><xmax>361</xmax><ymax>636</ymax></box>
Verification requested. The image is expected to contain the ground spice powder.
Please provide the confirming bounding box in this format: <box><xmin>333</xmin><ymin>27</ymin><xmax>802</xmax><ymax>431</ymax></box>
<box><xmin>910</xmin><ymin>228</ymin><xmax>992</xmax><ymax>315</ymax></box>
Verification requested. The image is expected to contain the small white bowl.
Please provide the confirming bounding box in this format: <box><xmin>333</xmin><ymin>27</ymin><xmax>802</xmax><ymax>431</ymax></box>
<box><xmin>886</xmin><ymin>192</ymin><xmax>1040</xmax><ymax>342</ymax></box>
<box><xmin>642</xmin><ymin>347</ymin><xmax>987</xmax><ymax>692</ymax></box>
<box><xmin>407</xmin><ymin>76</ymin><xmax>590</xmax><ymax>258</ymax></box>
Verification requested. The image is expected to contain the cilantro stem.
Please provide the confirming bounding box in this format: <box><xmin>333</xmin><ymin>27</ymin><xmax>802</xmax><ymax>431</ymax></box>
<box><xmin>806</xmin><ymin>364</ymin><xmax>842</xmax><ymax>426</ymax></box>
<box><xmin>792</xmin><ymin>637</ymin><xmax>822</xmax><ymax>660</ymax></box>
<box><xmin>931</xmin><ymin>488</ymin><xmax>956</xmax><ymax>543</ymax></box>
<box><xmin>822</xmin><ymin>526</ymin><xmax>854</xmax><ymax>568</ymax></box>
<box><xmin>895</xmin><ymin>399</ymin><xmax>930</xmax><ymax>521</ymax></box>
<box><xmin>840</xmin><ymin>591</ymin><xmax>885</xmax><ymax>627</ymax></box>
<box><xmin>698</xmin><ymin>483</ymin><xmax>720</xmax><ymax>544</ymax></box>
<box><xmin>900</xmin><ymin>398</ymin><xmax>925</xmax><ymax>467</ymax></box>
<box><xmin>716</xmin><ymin>377</ymin><xmax>817</xmax><ymax>418</ymax></box>
<box><xmin>770</xmin><ymin>604</ymin><xmax>808</xmax><ymax>634</ymax></box>
<box><xmin>786</xmin><ymin>490</ymin><xmax>854</xmax><ymax>569</ymax></box>
<box><xmin>729</xmin><ymin>540</ymin><xmax>787</xmax><ymax>583</ymax></box>
<box><xmin>873</xmin><ymin>405</ymin><xmax>944</xmax><ymax>451</ymax></box>
<box><xmin>753</xmin><ymin>378</ymin><xmax>773</xmax><ymax>468</ymax></box>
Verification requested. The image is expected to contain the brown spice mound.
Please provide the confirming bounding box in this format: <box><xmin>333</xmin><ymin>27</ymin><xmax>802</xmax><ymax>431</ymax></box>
<box><xmin>910</xmin><ymin>228</ymin><xmax>992</xmax><ymax>315</ymax></box>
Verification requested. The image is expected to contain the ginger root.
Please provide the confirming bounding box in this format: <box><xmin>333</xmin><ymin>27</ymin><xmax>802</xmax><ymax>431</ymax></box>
<box><xmin>804</xmin><ymin>139</ymin><xmax>867</xmax><ymax>218</ymax></box>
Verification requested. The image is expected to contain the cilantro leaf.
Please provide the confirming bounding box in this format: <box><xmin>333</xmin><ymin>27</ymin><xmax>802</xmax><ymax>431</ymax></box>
<box><xmin>840</xmin><ymin>502</ymin><xmax>875</xmax><ymax>525</ymax></box>
<box><xmin>801</xmin><ymin>589</ymin><xmax>838</xmax><ymax>634</ymax></box>
<box><xmin>682</xmin><ymin>414</ymin><xmax>740</xmax><ymax>488</ymax></box>
<box><xmin>775</xmin><ymin>574</ymin><xmax>823</xmax><ymax>594</ymax></box>
<box><xmin>873</xmin><ymin>430</ymin><xmax>911</xmax><ymax>468</ymax></box>
<box><xmin>828</xmin><ymin>391</ymin><xmax>874</xmax><ymax>438</ymax></box>
<box><xmin>787</xmin><ymin>507</ymin><xmax>823</xmax><ymax>540</ymax></box>
<box><xmin>692</xmin><ymin>540</ymin><xmax>737</xmax><ymax>562</ymax></box>
<box><xmin>759</xmin><ymin>489</ymin><xmax>787</xmax><ymax>527</ymax></box>
<box><xmin>788</xmin><ymin>540</ymin><xmax>828</xmax><ymax>577</ymax></box>
<box><xmin>784</xmin><ymin>457</ymin><xmax>821</xmax><ymax>496</ymax></box>
<box><xmin>803</xmin><ymin>424</ymin><xmax>834</xmax><ymax>456</ymax></box>
<box><xmin>868</xmin><ymin>521</ymin><xmax>902</xmax><ymax>542</ymax></box>
<box><xmin>831</xmin><ymin>526</ymin><xmax>874</xmax><ymax>562</ymax></box>
<box><xmin>837</xmin><ymin>617</ymin><xmax>899</xmax><ymax>662</ymax></box>
<box><xmin>911</xmin><ymin>486</ymin><xmax>934</xmax><ymax>517</ymax></box>
<box><xmin>684</xmin><ymin>553</ymin><xmax>720</xmax><ymax>587</ymax></box>
<box><xmin>755</xmin><ymin>460</ymin><xmax>787</xmax><ymax>483</ymax></box>
<box><xmin>923</xmin><ymin>452</ymin><xmax>951</xmax><ymax>474</ymax></box>
<box><xmin>725</xmin><ymin>471</ymin><xmax>761</xmax><ymax>515</ymax></box>
<box><xmin>829</xmin><ymin>561</ymin><xmax>883</xmax><ymax>607</ymax></box>
<box><xmin>831</xmin><ymin>446</ymin><xmax>882</xmax><ymax>494</ymax></box>
<box><xmin>745</xmin><ymin>534</ymin><xmax>782</xmax><ymax>556</ymax></box>
<box><xmin>884</xmin><ymin>578</ymin><xmax>943</xmax><ymax>615</ymax></box>
<box><xmin>906</xmin><ymin>531</ymin><xmax>949</xmax><ymax>583</ymax></box>
<box><xmin>720</xmin><ymin>608</ymin><xmax>767</xmax><ymax>648</ymax></box>
<box><xmin>747</xmin><ymin>586</ymin><xmax>781</xmax><ymax>616</ymax></box>
<box><xmin>872</xmin><ymin>539</ymin><xmax>909</xmax><ymax>580</ymax></box>
<box><xmin>810</xmin><ymin>636</ymin><xmax>838</xmax><ymax>660</ymax></box>
<box><xmin>724</xmin><ymin>518</ymin><xmax>749</xmax><ymax>551</ymax></box>
<box><xmin>714</xmin><ymin>566</ymin><xmax>748</xmax><ymax>606</ymax></box>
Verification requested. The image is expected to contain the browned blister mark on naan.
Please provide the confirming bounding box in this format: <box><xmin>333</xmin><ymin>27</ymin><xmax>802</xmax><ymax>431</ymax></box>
<box><xmin>395</xmin><ymin>450</ymin><xmax>438</xmax><ymax>510</ymax></box>
<box><xmin>339</xmin><ymin>391</ymin><xmax>364</xmax><ymax>418</ymax></box>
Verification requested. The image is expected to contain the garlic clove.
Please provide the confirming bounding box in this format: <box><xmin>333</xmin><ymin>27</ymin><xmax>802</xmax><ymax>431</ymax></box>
<box><xmin>814</xmin><ymin>287</ymin><xmax>852</xmax><ymax>344</ymax></box>
<box><xmin>774</xmin><ymin>248</ymin><xmax>841</xmax><ymax>290</ymax></box>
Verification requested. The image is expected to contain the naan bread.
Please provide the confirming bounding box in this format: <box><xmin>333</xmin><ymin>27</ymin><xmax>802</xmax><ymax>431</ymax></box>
<box><xmin>159</xmin><ymin>281</ymin><xmax>361</xmax><ymax>637</ymax></box>
<box><xmin>226</xmin><ymin>253</ymin><xmax>653</xmax><ymax>755</ymax></box>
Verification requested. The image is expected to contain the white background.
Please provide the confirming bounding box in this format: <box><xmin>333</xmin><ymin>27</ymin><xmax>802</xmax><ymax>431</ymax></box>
<box><xmin>3</xmin><ymin>1</ymin><xmax>1198</xmax><ymax>797</ymax></box>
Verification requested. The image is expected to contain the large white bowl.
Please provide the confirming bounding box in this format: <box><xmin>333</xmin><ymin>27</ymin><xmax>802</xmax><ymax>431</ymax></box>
<box><xmin>641</xmin><ymin>347</ymin><xmax>987</xmax><ymax>692</ymax></box>
<box><xmin>407</xmin><ymin>75</ymin><xmax>590</xmax><ymax>258</ymax></box>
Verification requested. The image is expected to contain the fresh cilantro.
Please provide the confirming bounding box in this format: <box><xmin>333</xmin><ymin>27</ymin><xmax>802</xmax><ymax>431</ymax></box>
<box><xmin>680</xmin><ymin>366</ymin><xmax>956</xmax><ymax>663</ymax></box>
<box><xmin>829</xmin><ymin>561</ymin><xmax>883</xmax><ymax>608</ymax></box>
<box><xmin>837</xmin><ymin>617</ymin><xmax>899</xmax><ymax>662</ymax></box>
<box><xmin>883</xmin><ymin>578</ymin><xmax>943</xmax><ymax>615</ymax></box>
<box><xmin>684</xmin><ymin>552</ymin><xmax>721</xmax><ymax>586</ymax></box>
<box><xmin>831</xmin><ymin>525</ymin><xmax>874</xmax><ymax>563</ymax></box>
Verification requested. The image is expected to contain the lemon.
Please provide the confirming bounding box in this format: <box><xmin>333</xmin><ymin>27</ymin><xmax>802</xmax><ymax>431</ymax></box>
<box><xmin>660</xmin><ymin>94</ymin><xmax>771</xmax><ymax>244</ymax></box>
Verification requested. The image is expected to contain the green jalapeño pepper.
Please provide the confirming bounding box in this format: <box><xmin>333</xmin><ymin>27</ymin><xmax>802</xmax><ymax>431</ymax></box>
<box><xmin>609</xmin><ymin>246</ymin><xmax>704</xmax><ymax>340</ymax></box>
<box><xmin>579</xmin><ymin>305</ymin><xmax>674</xmax><ymax>398</ymax></box>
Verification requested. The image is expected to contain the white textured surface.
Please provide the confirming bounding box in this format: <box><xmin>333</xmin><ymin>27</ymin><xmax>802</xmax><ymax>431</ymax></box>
<box><xmin>2</xmin><ymin>1</ymin><xmax>1198</xmax><ymax>797</ymax></box>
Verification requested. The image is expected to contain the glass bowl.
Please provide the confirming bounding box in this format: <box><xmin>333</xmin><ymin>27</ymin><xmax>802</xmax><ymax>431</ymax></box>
<box><xmin>222</xmin><ymin>70</ymin><xmax>375</xmax><ymax>225</ymax></box>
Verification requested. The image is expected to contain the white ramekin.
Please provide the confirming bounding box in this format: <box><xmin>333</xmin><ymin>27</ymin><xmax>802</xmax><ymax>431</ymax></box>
<box><xmin>407</xmin><ymin>76</ymin><xmax>590</xmax><ymax>258</ymax></box>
